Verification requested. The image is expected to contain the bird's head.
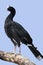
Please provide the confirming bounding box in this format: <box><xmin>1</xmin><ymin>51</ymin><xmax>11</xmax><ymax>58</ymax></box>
<box><xmin>7</xmin><ymin>6</ymin><xmax>16</xmax><ymax>15</ymax></box>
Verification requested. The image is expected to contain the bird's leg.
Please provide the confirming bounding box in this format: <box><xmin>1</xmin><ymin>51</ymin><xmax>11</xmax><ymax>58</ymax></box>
<box><xmin>18</xmin><ymin>42</ymin><xmax>21</xmax><ymax>55</ymax></box>
<box><xmin>14</xmin><ymin>45</ymin><xmax>16</xmax><ymax>54</ymax></box>
<box><xmin>11</xmin><ymin>38</ymin><xmax>17</xmax><ymax>54</ymax></box>
<box><xmin>19</xmin><ymin>46</ymin><xmax>21</xmax><ymax>54</ymax></box>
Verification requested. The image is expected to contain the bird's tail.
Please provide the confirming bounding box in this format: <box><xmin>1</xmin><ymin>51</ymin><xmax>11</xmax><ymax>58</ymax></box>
<box><xmin>27</xmin><ymin>43</ymin><xmax>43</xmax><ymax>60</ymax></box>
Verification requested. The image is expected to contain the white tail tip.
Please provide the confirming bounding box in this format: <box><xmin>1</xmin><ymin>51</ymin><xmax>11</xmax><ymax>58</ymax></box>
<box><xmin>37</xmin><ymin>55</ymin><xmax>42</xmax><ymax>60</ymax></box>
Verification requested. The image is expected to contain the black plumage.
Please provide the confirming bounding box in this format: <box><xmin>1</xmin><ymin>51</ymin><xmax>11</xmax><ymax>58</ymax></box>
<box><xmin>4</xmin><ymin>6</ymin><xmax>43</xmax><ymax>60</ymax></box>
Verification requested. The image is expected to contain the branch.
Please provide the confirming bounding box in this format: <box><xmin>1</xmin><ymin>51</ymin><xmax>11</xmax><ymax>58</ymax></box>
<box><xmin>0</xmin><ymin>51</ymin><xmax>36</xmax><ymax>65</ymax></box>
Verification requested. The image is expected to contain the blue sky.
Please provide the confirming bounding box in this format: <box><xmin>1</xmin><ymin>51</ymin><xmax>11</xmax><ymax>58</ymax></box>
<box><xmin>0</xmin><ymin>0</ymin><xmax>43</xmax><ymax>65</ymax></box>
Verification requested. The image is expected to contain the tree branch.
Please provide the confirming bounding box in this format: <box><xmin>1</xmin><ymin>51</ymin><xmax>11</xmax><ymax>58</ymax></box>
<box><xmin>0</xmin><ymin>51</ymin><xmax>36</xmax><ymax>65</ymax></box>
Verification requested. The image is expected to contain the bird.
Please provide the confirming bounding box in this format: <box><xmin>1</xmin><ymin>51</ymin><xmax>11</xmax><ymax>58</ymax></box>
<box><xmin>4</xmin><ymin>6</ymin><xmax>43</xmax><ymax>60</ymax></box>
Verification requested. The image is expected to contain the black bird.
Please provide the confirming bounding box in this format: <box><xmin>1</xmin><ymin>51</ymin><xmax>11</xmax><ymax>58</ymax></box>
<box><xmin>4</xmin><ymin>6</ymin><xmax>43</xmax><ymax>60</ymax></box>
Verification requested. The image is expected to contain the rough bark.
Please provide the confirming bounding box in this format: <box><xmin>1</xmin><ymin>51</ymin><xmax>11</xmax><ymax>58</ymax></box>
<box><xmin>0</xmin><ymin>51</ymin><xmax>36</xmax><ymax>65</ymax></box>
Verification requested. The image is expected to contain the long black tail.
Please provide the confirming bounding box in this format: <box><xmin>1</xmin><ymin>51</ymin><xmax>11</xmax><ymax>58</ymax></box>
<box><xmin>27</xmin><ymin>43</ymin><xmax>43</xmax><ymax>60</ymax></box>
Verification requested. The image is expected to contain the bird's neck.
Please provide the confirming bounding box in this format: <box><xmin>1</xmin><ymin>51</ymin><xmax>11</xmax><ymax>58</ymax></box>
<box><xmin>5</xmin><ymin>12</ymin><xmax>15</xmax><ymax>27</ymax></box>
<box><xmin>7</xmin><ymin>12</ymin><xmax>15</xmax><ymax>20</ymax></box>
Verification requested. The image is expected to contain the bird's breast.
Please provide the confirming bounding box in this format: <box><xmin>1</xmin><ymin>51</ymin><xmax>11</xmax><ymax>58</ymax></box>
<box><xmin>4</xmin><ymin>24</ymin><xmax>12</xmax><ymax>38</ymax></box>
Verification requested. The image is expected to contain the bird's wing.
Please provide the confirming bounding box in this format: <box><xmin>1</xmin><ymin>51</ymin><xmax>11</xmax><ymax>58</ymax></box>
<box><xmin>12</xmin><ymin>22</ymin><xmax>28</xmax><ymax>37</ymax></box>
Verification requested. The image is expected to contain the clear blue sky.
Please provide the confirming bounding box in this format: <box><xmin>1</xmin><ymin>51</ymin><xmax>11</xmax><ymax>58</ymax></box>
<box><xmin>0</xmin><ymin>0</ymin><xmax>43</xmax><ymax>65</ymax></box>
